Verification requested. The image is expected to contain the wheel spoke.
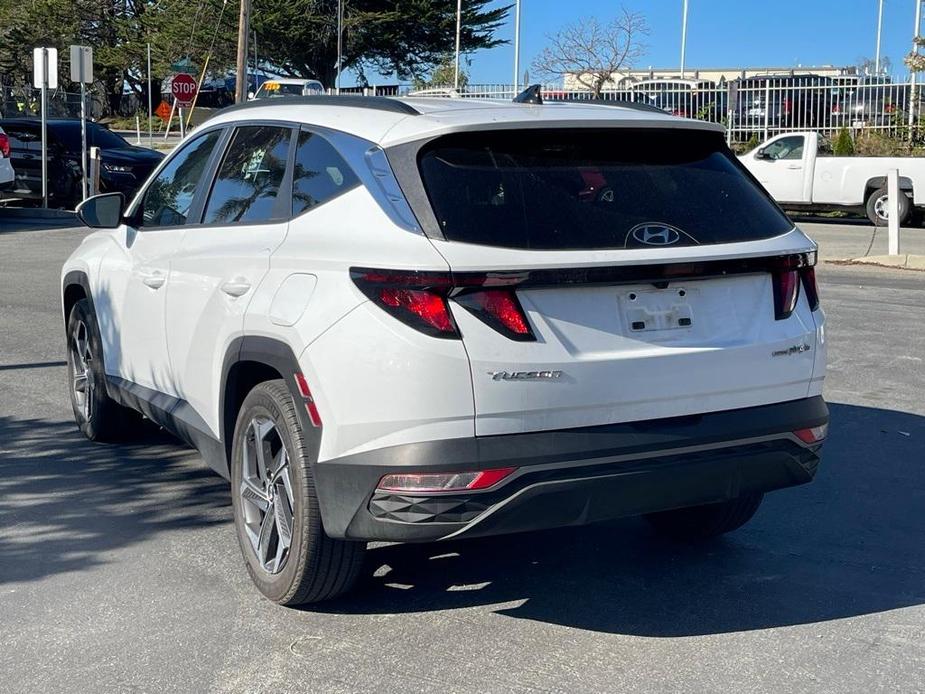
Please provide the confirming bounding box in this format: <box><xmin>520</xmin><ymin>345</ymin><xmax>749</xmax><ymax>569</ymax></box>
<box><xmin>256</xmin><ymin>504</ymin><xmax>275</xmax><ymax>566</ymax></box>
<box><xmin>73</xmin><ymin>372</ymin><xmax>88</xmax><ymax>394</ymax></box>
<box><xmin>273</xmin><ymin>490</ymin><xmax>293</xmax><ymax>549</ymax></box>
<box><xmin>240</xmin><ymin>478</ymin><xmax>269</xmax><ymax>512</ymax></box>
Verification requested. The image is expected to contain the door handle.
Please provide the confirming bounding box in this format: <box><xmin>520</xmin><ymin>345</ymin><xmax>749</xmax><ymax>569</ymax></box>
<box><xmin>786</xmin><ymin>164</ymin><xmax>803</xmax><ymax>170</ymax></box>
<box><xmin>140</xmin><ymin>270</ymin><xmax>166</xmax><ymax>289</ymax></box>
<box><xmin>221</xmin><ymin>278</ymin><xmax>252</xmax><ymax>297</ymax></box>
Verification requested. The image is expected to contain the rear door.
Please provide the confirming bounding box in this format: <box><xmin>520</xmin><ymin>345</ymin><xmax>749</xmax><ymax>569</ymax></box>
<box><xmin>412</xmin><ymin>127</ymin><xmax>819</xmax><ymax>436</ymax></box>
<box><xmin>166</xmin><ymin>123</ymin><xmax>295</xmax><ymax>437</ymax></box>
<box><xmin>4</xmin><ymin>123</ymin><xmax>42</xmax><ymax>196</ymax></box>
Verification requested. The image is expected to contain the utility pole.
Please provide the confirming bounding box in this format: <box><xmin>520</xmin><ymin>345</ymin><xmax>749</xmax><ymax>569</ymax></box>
<box><xmin>513</xmin><ymin>0</ymin><xmax>521</xmax><ymax>93</ymax></box>
<box><xmin>680</xmin><ymin>0</ymin><xmax>689</xmax><ymax>78</ymax></box>
<box><xmin>876</xmin><ymin>0</ymin><xmax>885</xmax><ymax>74</ymax></box>
<box><xmin>336</xmin><ymin>0</ymin><xmax>344</xmax><ymax>93</ymax></box>
<box><xmin>235</xmin><ymin>0</ymin><xmax>251</xmax><ymax>103</ymax></box>
<box><xmin>454</xmin><ymin>0</ymin><xmax>462</xmax><ymax>90</ymax></box>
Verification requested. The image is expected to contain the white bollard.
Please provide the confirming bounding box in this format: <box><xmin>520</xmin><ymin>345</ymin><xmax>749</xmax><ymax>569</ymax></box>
<box><xmin>887</xmin><ymin>168</ymin><xmax>901</xmax><ymax>255</ymax></box>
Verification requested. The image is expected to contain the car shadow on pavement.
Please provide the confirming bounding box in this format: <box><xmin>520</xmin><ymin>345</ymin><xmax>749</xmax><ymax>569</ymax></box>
<box><xmin>311</xmin><ymin>402</ymin><xmax>925</xmax><ymax>636</ymax></box>
<box><xmin>0</xmin><ymin>415</ymin><xmax>230</xmax><ymax>585</ymax></box>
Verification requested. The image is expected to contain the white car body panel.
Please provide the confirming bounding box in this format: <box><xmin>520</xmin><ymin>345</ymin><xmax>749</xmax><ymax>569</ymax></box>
<box><xmin>61</xmin><ymin>96</ymin><xmax>826</xmax><ymax>472</ymax></box>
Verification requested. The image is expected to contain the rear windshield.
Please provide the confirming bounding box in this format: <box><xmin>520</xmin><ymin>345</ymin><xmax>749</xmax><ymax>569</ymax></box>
<box><xmin>417</xmin><ymin>128</ymin><xmax>793</xmax><ymax>250</ymax></box>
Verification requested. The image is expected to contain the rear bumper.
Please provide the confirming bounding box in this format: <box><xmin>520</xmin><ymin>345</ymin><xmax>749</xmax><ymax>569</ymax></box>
<box><xmin>314</xmin><ymin>396</ymin><xmax>828</xmax><ymax>542</ymax></box>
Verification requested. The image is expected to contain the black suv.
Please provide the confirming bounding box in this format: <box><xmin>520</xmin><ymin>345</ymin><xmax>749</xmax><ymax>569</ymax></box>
<box><xmin>0</xmin><ymin>119</ymin><xmax>163</xmax><ymax>209</ymax></box>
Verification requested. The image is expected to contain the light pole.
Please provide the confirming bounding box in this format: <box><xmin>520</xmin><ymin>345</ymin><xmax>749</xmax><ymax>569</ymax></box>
<box><xmin>454</xmin><ymin>0</ymin><xmax>462</xmax><ymax>90</ymax></box>
<box><xmin>513</xmin><ymin>0</ymin><xmax>522</xmax><ymax>93</ymax></box>
<box><xmin>876</xmin><ymin>0</ymin><xmax>885</xmax><ymax>74</ymax></box>
<box><xmin>680</xmin><ymin>0</ymin><xmax>689</xmax><ymax>78</ymax></box>
<box><xmin>336</xmin><ymin>0</ymin><xmax>344</xmax><ymax>94</ymax></box>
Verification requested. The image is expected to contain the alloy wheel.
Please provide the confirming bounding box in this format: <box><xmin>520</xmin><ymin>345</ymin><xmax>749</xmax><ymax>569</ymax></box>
<box><xmin>239</xmin><ymin>416</ymin><xmax>295</xmax><ymax>574</ymax></box>
<box><xmin>70</xmin><ymin>319</ymin><xmax>94</xmax><ymax>421</ymax></box>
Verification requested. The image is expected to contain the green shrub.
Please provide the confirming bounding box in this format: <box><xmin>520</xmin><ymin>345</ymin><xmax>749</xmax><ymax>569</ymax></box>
<box><xmin>832</xmin><ymin>128</ymin><xmax>855</xmax><ymax>156</ymax></box>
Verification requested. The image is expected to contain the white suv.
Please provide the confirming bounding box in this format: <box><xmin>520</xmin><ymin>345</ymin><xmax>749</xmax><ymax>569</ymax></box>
<box><xmin>62</xmin><ymin>93</ymin><xmax>829</xmax><ymax>605</ymax></box>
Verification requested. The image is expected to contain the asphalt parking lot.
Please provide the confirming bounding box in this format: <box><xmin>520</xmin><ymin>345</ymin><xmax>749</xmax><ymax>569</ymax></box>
<box><xmin>1</xmin><ymin>223</ymin><xmax>923</xmax><ymax>693</ymax></box>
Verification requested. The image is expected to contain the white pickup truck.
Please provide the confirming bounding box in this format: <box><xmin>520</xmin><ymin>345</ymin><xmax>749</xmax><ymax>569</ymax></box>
<box><xmin>739</xmin><ymin>131</ymin><xmax>925</xmax><ymax>225</ymax></box>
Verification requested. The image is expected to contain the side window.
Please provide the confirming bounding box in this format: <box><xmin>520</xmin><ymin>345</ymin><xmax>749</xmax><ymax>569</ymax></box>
<box><xmin>140</xmin><ymin>130</ymin><xmax>221</xmax><ymax>227</ymax></box>
<box><xmin>764</xmin><ymin>136</ymin><xmax>805</xmax><ymax>161</ymax></box>
<box><xmin>202</xmin><ymin>125</ymin><xmax>292</xmax><ymax>224</ymax></box>
<box><xmin>291</xmin><ymin>129</ymin><xmax>360</xmax><ymax>216</ymax></box>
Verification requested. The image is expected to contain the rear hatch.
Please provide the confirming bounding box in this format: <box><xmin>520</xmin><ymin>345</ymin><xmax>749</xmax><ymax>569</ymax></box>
<box><xmin>388</xmin><ymin>127</ymin><xmax>820</xmax><ymax>436</ymax></box>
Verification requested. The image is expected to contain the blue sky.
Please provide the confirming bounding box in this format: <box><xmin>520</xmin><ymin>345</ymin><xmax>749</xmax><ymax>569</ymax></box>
<box><xmin>454</xmin><ymin>0</ymin><xmax>918</xmax><ymax>83</ymax></box>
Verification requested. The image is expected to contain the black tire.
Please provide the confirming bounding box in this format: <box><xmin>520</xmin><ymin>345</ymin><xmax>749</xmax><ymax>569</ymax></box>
<box><xmin>230</xmin><ymin>379</ymin><xmax>365</xmax><ymax>605</ymax></box>
<box><xmin>66</xmin><ymin>298</ymin><xmax>142</xmax><ymax>441</ymax></box>
<box><xmin>866</xmin><ymin>186</ymin><xmax>911</xmax><ymax>227</ymax></box>
<box><xmin>645</xmin><ymin>492</ymin><xmax>764</xmax><ymax>542</ymax></box>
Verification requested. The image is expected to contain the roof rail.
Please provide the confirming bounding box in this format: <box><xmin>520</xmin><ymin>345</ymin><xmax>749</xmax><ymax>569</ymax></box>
<box><xmin>550</xmin><ymin>98</ymin><xmax>668</xmax><ymax>115</ymax></box>
<box><xmin>206</xmin><ymin>94</ymin><xmax>421</xmax><ymax>121</ymax></box>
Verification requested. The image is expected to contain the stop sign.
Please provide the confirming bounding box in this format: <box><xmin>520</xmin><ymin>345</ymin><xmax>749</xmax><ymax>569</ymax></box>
<box><xmin>171</xmin><ymin>73</ymin><xmax>197</xmax><ymax>106</ymax></box>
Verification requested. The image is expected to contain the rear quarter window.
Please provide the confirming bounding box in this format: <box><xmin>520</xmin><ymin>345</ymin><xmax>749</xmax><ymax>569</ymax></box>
<box><xmin>416</xmin><ymin>128</ymin><xmax>793</xmax><ymax>250</ymax></box>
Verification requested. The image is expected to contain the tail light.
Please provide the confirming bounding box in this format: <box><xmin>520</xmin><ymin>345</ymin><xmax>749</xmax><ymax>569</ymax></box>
<box><xmin>0</xmin><ymin>133</ymin><xmax>9</xmax><ymax>158</ymax></box>
<box><xmin>377</xmin><ymin>467</ymin><xmax>517</xmax><ymax>493</ymax></box>
<box><xmin>770</xmin><ymin>253</ymin><xmax>816</xmax><ymax>320</ymax></box>
<box><xmin>351</xmin><ymin>268</ymin><xmax>535</xmax><ymax>341</ymax></box>
<box><xmin>454</xmin><ymin>289</ymin><xmax>534</xmax><ymax>341</ymax></box>
<box><xmin>800</xmin><ymin>266</ymin><xmax>820</xmax><ymax>311</ymax></box>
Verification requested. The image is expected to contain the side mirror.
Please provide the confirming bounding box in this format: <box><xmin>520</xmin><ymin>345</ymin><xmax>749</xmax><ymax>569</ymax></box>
<box><xmin>76</xmin><ymin>192</ymin><xmax>125</xmax><ymax>229</ymax></box>
<box><xmin>755</xmin><ymin>147</ymin><xmax>772</xmax><ymax>160</ymax></box>
<box><xmin>247</xmin><ymin>91</ymin><xmax>255</xmax><ymax>100</ymax></box>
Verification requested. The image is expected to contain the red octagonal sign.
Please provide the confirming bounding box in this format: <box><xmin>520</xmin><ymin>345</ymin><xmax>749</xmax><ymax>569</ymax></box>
<box><xmin>171</xmin><ymin>73</ymin><xmax>197</xmax><ymax>106</ymax></box>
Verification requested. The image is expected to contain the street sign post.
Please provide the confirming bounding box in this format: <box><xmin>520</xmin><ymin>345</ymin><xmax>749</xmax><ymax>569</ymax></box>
<box><xmin>171</xmin><ymin>73</ymin><xmax>197</xmax><ymax>138</ymax></box>
<box><xmin>33</xmin><ymin>47</ymin><xmax>58</xmax><ymax>208</ymax></box>
<box><xmin>70</xmin><ymin>45</ymin><xmax>93</xmax><ymax>202</ymax></box>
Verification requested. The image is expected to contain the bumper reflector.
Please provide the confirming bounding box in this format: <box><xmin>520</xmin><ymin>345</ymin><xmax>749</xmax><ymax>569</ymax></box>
<box><xmin>378</xmin><ymin>467</ymin><xmax>517</xmax><ymax>493</ymax></box>
<box><xmin>793</xmin><ymin>424</ymin><xmax>828</xmax><ymax>444</ymax></box>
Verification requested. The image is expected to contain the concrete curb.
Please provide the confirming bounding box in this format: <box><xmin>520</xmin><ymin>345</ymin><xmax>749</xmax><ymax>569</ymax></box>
<box><xmin>827</xmin><ymin>254</ymin><xmax>925</xmax><ymax>272</ymax></box>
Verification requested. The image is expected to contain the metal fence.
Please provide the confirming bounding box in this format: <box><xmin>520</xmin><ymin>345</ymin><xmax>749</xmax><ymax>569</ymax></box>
<box><xmin>5</xmin><ymin>76</ymin><xmax>924</xmax><ymax>145</ymax></box>
<box><xmin>399</xmin><ymin>77</ymin><xmax>925</xmax><ymax>144</ymax></box>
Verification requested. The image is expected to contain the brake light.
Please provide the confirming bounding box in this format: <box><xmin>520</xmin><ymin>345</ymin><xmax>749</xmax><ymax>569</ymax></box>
<box><xmin>377</xmin><ymin>467</ymin><xmax>517</xmax><ymax>493</ymax></box>
<box><xmin>455</xmin><ymin>289</ymin><xmax>534</xmax><ymax>341</ymax></box>
<box><xmin>769</xmin><ymin>253</ymin><xmax>815</xmax><ymax>320</ymax></box>
<box><xmin>0</xmin><ymin>133</ymin><xmax>9</xmax><ymax>158</ymax></box>
<box><xmin>352</xmin><ymin>269</ymin><xmax>459</xmax><ymax>339</ymax></box>
<box><xmin>800</xmin><ymin>266</ymin><xmax>820</xmax><ymax>311</ymax></box>
<box><xmin>772</xmin><ymin>270</ymin><xmax>800</xmax><ymax>320</ymax></box>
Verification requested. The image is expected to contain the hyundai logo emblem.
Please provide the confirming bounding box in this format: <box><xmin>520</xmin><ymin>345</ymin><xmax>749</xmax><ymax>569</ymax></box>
<box><xmin>630</xmin><ymin>223</ymin><xmax>683</xmax><ymax>246</ymax></box>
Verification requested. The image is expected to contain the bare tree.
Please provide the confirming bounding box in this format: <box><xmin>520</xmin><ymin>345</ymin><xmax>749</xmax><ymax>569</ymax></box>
<box><xmin>532</xmin><ymin>9</ymin><xmax>649</xmax><ymax>97</ymax></box>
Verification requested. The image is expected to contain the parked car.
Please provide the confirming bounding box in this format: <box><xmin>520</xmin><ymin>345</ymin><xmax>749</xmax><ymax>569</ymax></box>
<box><xmin>733</xmin><ymin>75</ymin><xmax>836</xmax><ymax>130</ymax></box>
<box><xmin>830</xmin><ymin>76</ymin><xmax>907</xmax><ymax>128</ymax></box>
<box><xmin>632</xmin><ymin>78</ymin><xmax>723</xmax><ymax>120</ymax></box>
<box><xmin>0</xmin><ymin>125</ymin><xmax>14</xmax><ymax>192</ymax></box>
<box><xmin>250</xmin><ymin>78</ymin><xmax>325</xmax><ymax>100</ymax></box>
<box><xmin>739</xmin><ymin>131</ymin><xmax>925</xmax><ymax>225</ymax></box>
<box><xmin>0</xmin><ymin>119</ymin><xmax>163</xmax><ymax>209</ymax></box>
<box><xmin>62</xmin><ymin>94</ymin><xmax>828</xmax><ymax>605</ymax></box>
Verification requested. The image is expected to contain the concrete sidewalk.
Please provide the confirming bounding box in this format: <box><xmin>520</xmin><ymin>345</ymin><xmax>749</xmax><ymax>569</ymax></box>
<box><xmin>797</xmin><ymin>221</ymin><xmax>925</xmax><ymax>271</ymax></box>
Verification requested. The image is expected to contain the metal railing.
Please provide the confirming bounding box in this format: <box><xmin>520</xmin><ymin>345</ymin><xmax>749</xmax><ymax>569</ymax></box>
<box><xmin>400</xmin><ymin>77</ymin><xmax>925</xmax><ymax>143</ymax></box>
